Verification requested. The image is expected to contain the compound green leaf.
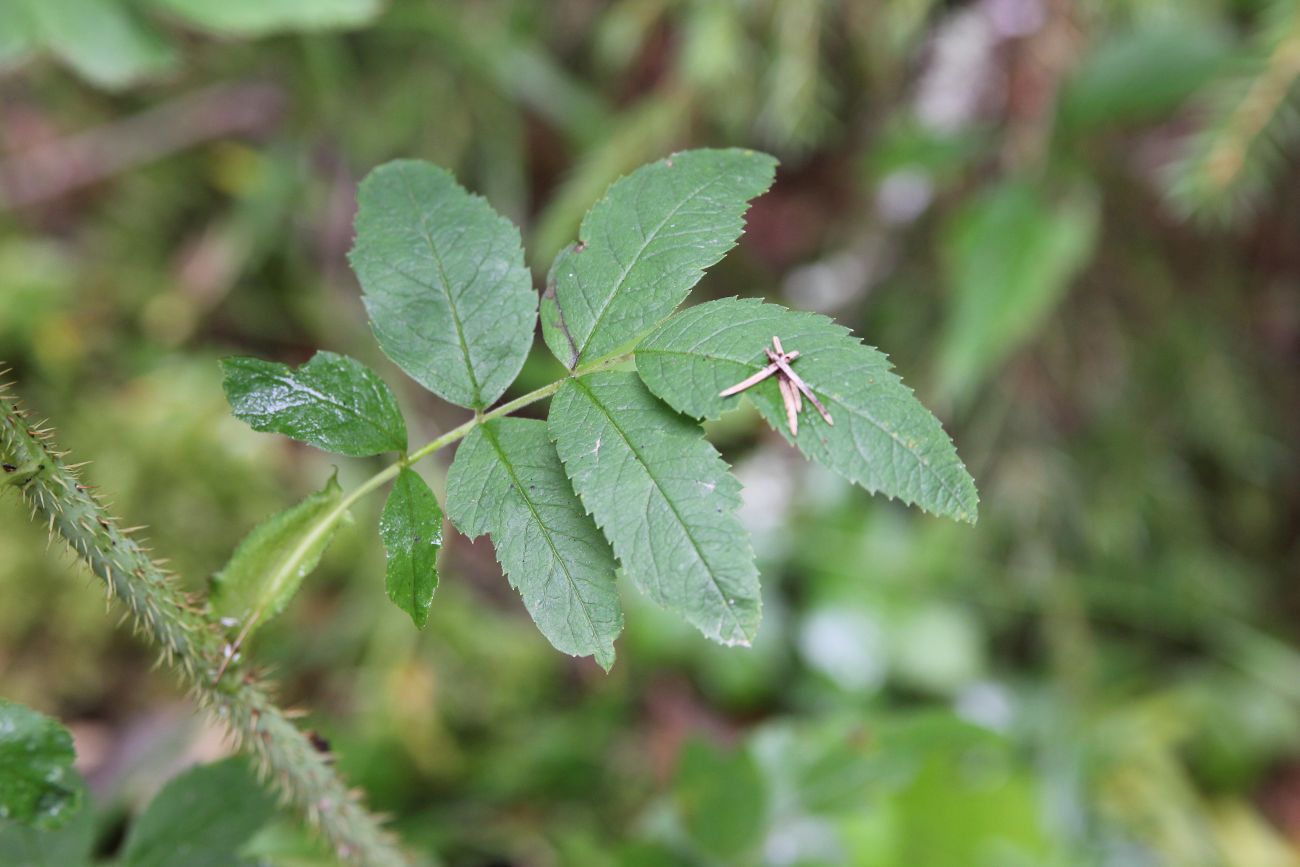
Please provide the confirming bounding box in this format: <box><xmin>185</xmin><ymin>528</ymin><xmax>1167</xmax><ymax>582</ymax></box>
<box><xmin>150</xmin><ymin>0</ymin><xmax>381</xmax><ymax>36</ymax></box>
<box><xmin>349</xmin><ymin>160</ymin><xmax>537</xmax><ymax>409</ymax></box>
<box><xmin>211</xmin><ymin>474</ymin><xmax>349</xmax><ymax>641</ymax></box>
<box><xmin>221</xmin><ymin>351</ymin><xmax>407</xmax><ymax>457</ymax></box>
<box><xmin>541</xmin><ymin>148</ymin><xmax>777</xmax><ymax>369</ymax></box>
<box><xmin>380</xmin><ymin>468</ymin><xmax>442</xmax><ymax>629</ymax></box>
<box><xmin>21</xmin><ymin>0</ymin><xmax>174</xmax><ymax>90</ymax></box>
<box><xmin>549</xmin><ymin>371</ymin><xmax>760</xmax><ymax>645</ymax></box>
<box><xmin>121</xmin><ymin>758</ymin><xmax>275</xmax><ymax>867</ymax></box>
<box><xmin>637</xmin><ymin>298</ymin><xmax>978</xmax><ymax>523</ymax></box>
<box><xmin>0</xmin><ymin>701</ymin><xmax>81</xmax><ymax>831</ymax></box>
<box><xmin>446</xmin><ymin>419</ymin><xmax>622</xmax><ymax>670</ymax></box>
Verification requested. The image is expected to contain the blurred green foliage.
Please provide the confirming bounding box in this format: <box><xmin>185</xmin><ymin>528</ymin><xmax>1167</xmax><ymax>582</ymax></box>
<box><xmin>1</xmin><ymin>0</ymin><xmax>1298</xmax><ymax>865</ymax></box>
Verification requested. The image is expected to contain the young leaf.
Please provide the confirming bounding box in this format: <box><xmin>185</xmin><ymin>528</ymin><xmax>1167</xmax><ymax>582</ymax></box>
<box><xmin>0</xmin><ymin>700</ymin><xmax>82</xmax><ymax>831</ymax></box>
<box><xmin>549</xmin><ymin>371</ymin><xmax>760</xmax><ymax>646</ymax></box>
<box><xmin>149</xmin><ymin>0</ymin><xmax>381</xmax><ymax>36</ymax></box>
<box><xmin>121</xmin><ymin>758</ymin><xmax>275</xmax><ymax>867</ymax></box>
<box><xmin>637</xmin><ymin>298</ymin><xmax>979</xmax><ymax>523</ymax></box>
<box><xmin>445</xmin><ymin>419</ymin><xmax>622</xmax><ymax>670</ymax></box>
<box><xmin>349</xmin><ymin>160</ymin><xmax>537</xmax><ymax>410</ymax></box>
<box><xmin>19</xmin><ymin>0</ymin><xmax>175</xmax><ymax>90</ymax></box>
<box><xmin>210</xmin><ymin>474</ymin><xmax>349</xmax><ymax>641</ymax></box>
<box><xmin>379</xmin><ymin>467</ymin><xmax>442</xmax><ymax>628</ymax></box>
<box><xmin>221</xmin><ymin>351</ymin><xmax>407</xmax><ymax>457</ymax></box>
<box><xmin>541</xmin><ymin>148</ymin><xmax>777</xmax><ymax>369</ymax></box>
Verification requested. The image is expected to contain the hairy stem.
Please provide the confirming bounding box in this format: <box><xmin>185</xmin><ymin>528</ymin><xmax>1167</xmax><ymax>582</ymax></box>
<box><xmin>0</xmin><ymin>380</ymin><xmax>409</xmax><ymax>867</ymax></box>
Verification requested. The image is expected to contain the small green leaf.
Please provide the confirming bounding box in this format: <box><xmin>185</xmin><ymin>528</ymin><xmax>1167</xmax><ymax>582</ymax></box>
<box><xmin>349</xmin><ymin>160</ymin><xmax>538</xmax><ymax>409</ymax></box>
<box><xmin>541</xmin><ymin>148</ymin><xmax>777</xmax><ymax>368</ymax></box>
<box><xmin>446</xmin><ymin>419</ymin><xmax>622</xmax><ymax>670</ymax></box>
<box><xmin>150</xmin><ymin>0</ymin><xmax>381</xmax><ymax>36</ymax></box>
<box><xmin>211</xmin><ymin>474</ymin><xmax>349</xmax><ymax>640</ymax></box>
<box><xmin>674</xmin><ymin>739</ymin><xmax>767</xmax><ymax>861</ymax></box>
<box><xmin>549</xmin><ymin>371</ymin><xmax>760</xmax><ymax>645</ymax></box>
<box><xmin>936</xmin><ymin>180</ymin><xmax>1098</xmax><ymax>404</ymax></box>
<box><xmin>221</xmin><ymin>351</ymin><xmax>407</xmax><ymax>457</ymax></box>
<box><xmin>380</xmin><ymin>467</ymin><xmax>442</xmax><ymax>628</ymax></box>
<box><xmin>20</xmin><ymin>0</ymin><xmax>174</xmax><ymax>90</ymax></box>
<box><xmin>637</xmin><ymin>298</ymin><xmax>978</xmax><ymax>523</ymax></box>
<box><xmin>0</xmin><ymin>700</ymin><xmax>81</xmax><ymax>831</ymax></box>
<box><xmin>121</xmin><ymin>758</ymin><xmax>275</xmax><ymax>867</ymax></box>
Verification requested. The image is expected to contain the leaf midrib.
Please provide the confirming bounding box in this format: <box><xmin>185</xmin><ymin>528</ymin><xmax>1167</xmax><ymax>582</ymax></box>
<box><xmin>402</xmin><ymin>176</ymin><xmax>483</xmax><ymax>406</ymax></box>
<box><xmin>572</xmin><ymin>172</ymin><xmax>729</xmax><ymax>364</ymax></box>
<box><xmin>265</xmin><ymin>371</ymin><xmax>391</xmax><ymax>444</ymax></box>
<box><xmin>569</xmin><ymin>377</ymin><xmax>750</xmax><ymax>640</ymax></box>
<box><xmin>638</xmin><ymin>344</ymin><xmax>971</xmax><ymax>511</ymax></box>
<box><xmin>480</xmin><ymin>423</ymin><xmax>603</xmax><ymax>646</ymax></box>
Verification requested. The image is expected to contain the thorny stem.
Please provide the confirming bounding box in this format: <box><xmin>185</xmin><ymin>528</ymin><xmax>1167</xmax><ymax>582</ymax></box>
<box><xmin>0</xmin><ymin>376</ymin><xmax>408</xmax><ymax>867</ymax></box>
<box><xmin>0</xmin><ymin>351</ymin><xmax>630</xmax><ymax>864</ymax></box>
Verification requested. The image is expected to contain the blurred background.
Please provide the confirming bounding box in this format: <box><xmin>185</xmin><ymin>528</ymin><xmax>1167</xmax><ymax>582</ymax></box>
<box><xmin>1</xmin><ymin>0</ymin><xmax>1299</xmax><ymax>864</ymax></box>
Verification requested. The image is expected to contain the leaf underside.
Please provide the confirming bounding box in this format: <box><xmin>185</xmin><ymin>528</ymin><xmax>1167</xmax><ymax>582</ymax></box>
<box><xmin>445</xmin><ymin>418</ymin><xmax>622</xmax><ymax>670</ymax></box>
<box><xmin>221</xmin><ymin>351</ymin><xmax>407</xmax><ymax>456</ymax></box>
<box><xmin>210</xmin><ymin>474</ymin><xmax>349</xmax><ymax>638</ymax></box>
<box><xmin>549</xmin><ymin>371</ymin><xmax>760</xmax><ymax>645</ymax></box>
<box><xmin>637</xmin><ymin>298</ymin><xmax>979</xmax><ymax>523</ymax></box>
<box><xmin>379</xmin><ymin>467</ymin><xmax>443</xmax><ymax>628</ymax></box>
<box><xmin>350</xmin><ymin>159</ymin><xmax>538</xmax><ymax>409</ymax></box>
<box><xmin>541</xmin><ymin>148</ymin><xmax>777</xmax><ymax>369</ymax></box>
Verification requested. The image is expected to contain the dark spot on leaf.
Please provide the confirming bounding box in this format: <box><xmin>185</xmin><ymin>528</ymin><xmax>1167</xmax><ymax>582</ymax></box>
<box><xmin>2</xmin><ymin>463</ymin><xmax>14</xmax><ymax>473</ymax></box>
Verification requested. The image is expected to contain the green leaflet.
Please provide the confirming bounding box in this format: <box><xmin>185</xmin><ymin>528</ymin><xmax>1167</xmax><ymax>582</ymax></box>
<box><xmin>541</xmin><ymin>148</ymin><xmax>777</xmax><ymax>369</ymax></box>
<box><xmin>18</xmin><ymin>0</ymin><xmax>174</xmax><ymax>90</ymax></box>
<box><xmin>210</xmin><ymin>474</ymin><xmax>349</xmax><ymax>640</ymax></box>
<box><xmin>121</xmin><ymin>758</ymin><xmax>275</xmax><ymax>867</ymax></box>
<box><xmin>149</xmin><ymin>0</ymin><xmax>380</xmax><ymax>36</ymax></box>
<box><xmin>637</xmin><ymin>298</ymin><xmax>979</xmax><ymax>523</ymax></box>
<box><xmin>221</xmin><ymin>351</ymin><xmax>407</xmax><ymax>457</ymax></box>
<box><xmin>379</xmin><ymin>468</ymin><xmax>442</xmax><ymax>629</ymax></box>
<box><xmin>349</xmin><ymin>160</ymin><xmax>537</xmax><ymax>410</ymax></box>
<box><xmin>0</xmin><ymin>700</ymin><xmax>82</xmax><ymax>831</ymax></box>
<box><xmin>445</xmin><ymin>419</ymin><xmax>622</xmax><ymax>670</ymax></box>
<box><xmin>549</xmin><ymin>371</ymin><xmax>760</xmax><ymax>645</ymax></box>
<box><xmin>936</xmin><ymin>180</ymin><xmax>1098</xmax><ymax>405</ymax></box>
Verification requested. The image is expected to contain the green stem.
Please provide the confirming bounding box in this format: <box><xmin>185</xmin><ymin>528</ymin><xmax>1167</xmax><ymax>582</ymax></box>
<box><xmin>405</xmin><ymin>351</ymin><xmax>631</xmax><ymax>467</ymax></box>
